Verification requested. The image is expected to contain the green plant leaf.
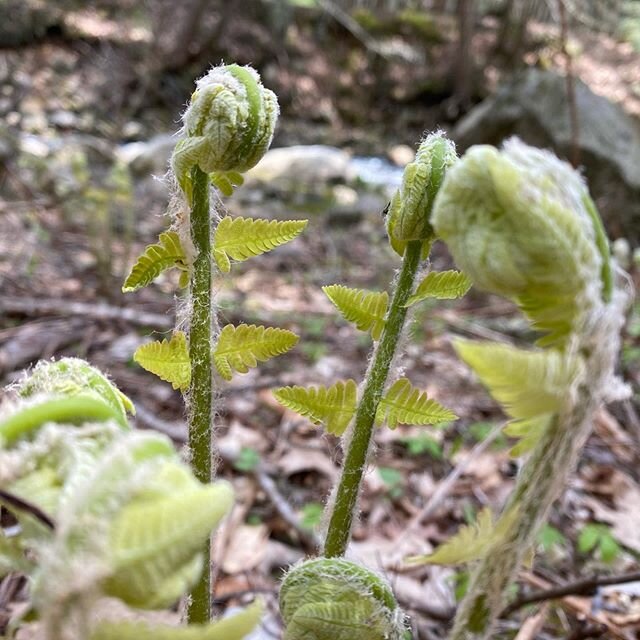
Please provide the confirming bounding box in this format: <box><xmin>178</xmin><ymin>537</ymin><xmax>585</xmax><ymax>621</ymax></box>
<box><xmin>503</xmin><ymin>415</ymin><xmax>552</xmax><ymax>457</ymax></box>
<box><xmin>578</xmin><ymin>523</ymin><xmax>601</xmax><ymax>553</ymax></box>
<box><xmin>454</xmin><ymin>339</ymin><xmax>580</xmax><ymax>420</ymax></box>
<box><xmin>213</xmin><ymin>216</ymin><xmax>307</xmax><ymax>272</ymax></box>
<box><xmin>91</xmin><ymin>600</ymin><xmax>263</xmax><ymax>639</ymax></box>
<box><xmin>376</xmin><ymin>378</ymin><xmax>456</xmax><ymax>429</ymax></box>
<box><xmin>273</xmin><ymin>380</ymin><xmax>357</xmax><ymax>436</ymax></box>
<box><xmin>322</xmin><ymin>285</ymin><xmax>388</xmax><ymax>341</ymax></box>
<box><xmin>400</xmin><ymin>434</ymin><xmax>443</xmax><ymax>458</ymax></box>
<box><xmin>408</xmin><ymin>506</ymin><xmax>519</xmax><ymax>566</ymax></box>
<box><xmin>123</xmin><ymin>231</ymin><xmax>187</xmax><ymax>293</ymax></box>
<box><xmin>213</xmin><ymin>324</ymin><xmax>298</xmax><ymax>381</ymax></box>
<box><xmin>103</xmin><ymin>482</ymin><xmax>233</xmax><ymax>608</ymax></box>
<box><xmin>406</xmin><ymin>270</ymin><xmax>472</xmax><ymax>306</ymax></box>
<box><xmin>134</xmin><ymin>332</ymin><xmax>191</xmax><ymax>391</ymax></box>
<box><xmin>300</xmin><ymin>502</ymin><xmax>324</xmax><ymax>530</ymax></box>
<box><xmin>234</xmin><ymin>447</ymin><xmax>261</xmax><ymax>472</ymax></box>
<box><xmin>537</xmin><ymin>524</ymin><xmax>566</xmax><ymax>553</ymax></box>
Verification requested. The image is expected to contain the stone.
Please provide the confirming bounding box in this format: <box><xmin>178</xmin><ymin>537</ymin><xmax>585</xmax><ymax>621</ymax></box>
<box><xmin>387</xmin><ymin>144</ymin><xmax>415</xmax><ymax>167</ymax></box>
<box><xmin>246</xmin><ymin>145</ymin><xmax>355</xmax><ymax>187</ymax></box>
<box><xmin>453</xmin><ymin>68</ymin><xmax>640</xmax><ymax>240</ymax></box>
<box><xmin>117</xmin><ymin>133</ymin><xmax>176</xmax><ymax>177</ymax></box>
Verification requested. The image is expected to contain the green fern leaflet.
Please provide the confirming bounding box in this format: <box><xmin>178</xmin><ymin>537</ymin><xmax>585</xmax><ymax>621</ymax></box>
<box><xmin>376</xmin><ymin>378</ymin><xmax>456</xmax><ymax>429</ymax></box>
<box><xmin>213</xmin><ymin>324</ymin><xmax>298</xmax><ymax>380</ymax></box>
<box><xmin>123</xmin><ymin>231</ymin><xmax>187</xmax><ymax>293</ymax></box>
<box><xmin>454</xmin><ymin>339</ymin><xmax>579</xmax><ymax>420</ymax></box>
<box><xmin>273</xmin><ymin>380</ymin><xmax>358</xmax><ymax>436</ymax></box>
<box><xmin>322</xmin><ymin>285</ymin><xmax>389</xmax><ymax>341</ymax></box>
<box><xmin>503</xmin><ymin>415</ymin><xmax>551</xmax><ymax>457</ymax></box>
<box><xmin>213</xmin><ymin>216</ymin><xmax>307</xmax><ymax>272</ymax></box>
<box><xmin>134</xmin><ymin>332</ymin><xmax>191</xmax><ymax>391</ymax></box>
<box><xmin>407</xmin><ymin>506</ymin><xmax>519</xmax><ymax>565</ymax></box>
<box><xmin>406</xmin><ymin>270</ymin><xmax>472</xmax><ymax>306</ymax></box>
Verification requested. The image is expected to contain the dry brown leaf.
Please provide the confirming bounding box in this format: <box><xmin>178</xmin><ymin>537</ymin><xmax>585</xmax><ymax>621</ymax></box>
<box><xmin>584</xmin><ymin>471</ymin><xmax>640</xmax><ymax>552</ymax></box>
<box><xmin>277</xmin><ymin>447</ymin><xmax>339</xmax><ymax>480</ymax></box>
<box><xmin>222</xmin><ymin>524</ymin><xmax>270</xmax><ymax>574</ymax></box>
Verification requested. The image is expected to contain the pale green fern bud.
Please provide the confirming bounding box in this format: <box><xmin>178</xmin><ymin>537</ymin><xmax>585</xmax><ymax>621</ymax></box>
<box><xmin>17</xmin><ymin>358</ymin><xmax>134</xmax><ymax>428</ymax></box>
<box><xmin>279</xmin><ymin>558</ymin><xmax>406</xmax><ymax>640</ymax></box>
<box><xmin>172</xmin><ymin>64</ymin><xmax>279</xmax><ymax>198</ymax></box>
<box><xmin>387</xmin><ymin>131</ymin><xmax>457</xmax><ymax>256</ymax></box>
<box><xmin>432</xmin><ymin>138</ymin><xmax>613</xmax><ymax>347</ymax></box>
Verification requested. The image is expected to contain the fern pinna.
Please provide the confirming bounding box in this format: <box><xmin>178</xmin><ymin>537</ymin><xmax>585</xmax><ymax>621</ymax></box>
<box><xmin>274</xmin><ymin>132</ymin><xmax>465</xmax><ymax>564</ymax></box>
<box><xmin>122</xmin><ymin>64</ymin><xmax>306</xmax><ymax>624</ymax></box>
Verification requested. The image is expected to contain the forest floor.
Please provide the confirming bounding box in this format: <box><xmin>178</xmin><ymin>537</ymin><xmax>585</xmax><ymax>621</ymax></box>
<box><xmin>2</xmin><ymin>4</ymin><xmax>640</xmax><ymax>639</ymax></box>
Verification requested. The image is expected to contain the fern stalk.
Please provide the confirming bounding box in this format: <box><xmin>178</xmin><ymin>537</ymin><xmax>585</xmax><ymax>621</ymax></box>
<box><xmin>449</xmin><ymin>365</ymin><xmax>605</xmax><ymax>639</ymax></box>
<box><xmin>324</xmin><ymin>239</ymin><xmax>424</xmax><ymax>557</ymax></box>
<box><xmin>186</xmin><ymin>164</ymin><xmax>213</xmax><ymax>623</ymax></box>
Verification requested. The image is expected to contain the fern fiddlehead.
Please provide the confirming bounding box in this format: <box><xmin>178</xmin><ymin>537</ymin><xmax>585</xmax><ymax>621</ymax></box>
<box><xmin>424</xmin><ymin>139</ymin><xmax>628</xmax><ymax>639</ymax></box>
<box><xmin>0</xmin><ymin>360</ymin><xmax>248</xmax><ymax>640</ymax></box>
<box><xmin>279</xmin><ymin>558</ymin><xmax>406</xmax><ymax>640</ymax></box>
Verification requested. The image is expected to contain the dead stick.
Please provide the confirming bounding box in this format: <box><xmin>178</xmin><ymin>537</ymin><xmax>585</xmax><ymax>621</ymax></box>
<box><xmin>503</xmin><ymin>570</ymin><xmax>640</xmax><ymax>616</ymax></box>
<box><xmin>1</xmin><ymin>296</ymin><xmax>173</xmax><ymax>329</ymax></box>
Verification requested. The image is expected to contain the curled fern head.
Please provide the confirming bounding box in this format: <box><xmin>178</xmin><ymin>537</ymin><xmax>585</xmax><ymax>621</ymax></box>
<box><xmin>172</xmin><ymin>64</ymin><xmax>279</xmax><ymax>195</ymax></box>
<box><xmin>387</xmin><ymin>131</ymin><xmax>457</xmax><ymax>255</ymax></box>
<box><xmin>17</xmin><ymin>358</ymin><xmax>134</xmax><ymax>427</ymax></box>
<box><xmin>432</xmin><ymin>138</ymin><xmax>613</xmax><ymax>347</ymax></box>
<box><xmin>279</xmin><ymin>558</ymin><xmax>406</xmax><ymax>640</ymax></box>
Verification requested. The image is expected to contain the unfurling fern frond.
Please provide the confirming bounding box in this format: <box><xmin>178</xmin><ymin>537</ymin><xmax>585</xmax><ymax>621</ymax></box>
<box><xmin>134</xmin><ymin>332</ymin><xmax>191</xmax><ymax>391</ymax></box>
<box><xmin>322</xmin><ymin>285</ymin><xmax>389</xmax><ymax>341</ymax></box>
<box><xmin>104</xmin><ymin>483</ymin><xmax>233</xmax><ymax>608</ymax></box>
<box><xmin>273</xmin><ymin>380</ymin><xmax>357</xmax><ymax>436</ymax></box>
<box><xmin>376</xmin><ymin>378</ymin><xmax>456</xmax><ymax>429</ymax></box>
<box><xmin>123</xmin><ymin>232</ymin><xmax>187</xmax><ymax>293</ymax></box>
<box><xmin>213</xmin><ymin>216</ymin><xmax>307</xmax><ymax>272</ymax></box>
<box><xmin>407</xmin><ymin>506</ymin><xmax>519</xmax><ymax>565</ymax></box>
<box><xmin>213</xmin><ymin>324</ymin><xmax>298</xmax><ymax>380</ymax></box>
<box><xmin>453</xmin><ymin>339</ymin><xmax>580</xmax><ymax>420</ymax></box>
<box><xmin>406</xmin><ymin>270</ymin><xmax>472</xmax><ymax>306</ymax></box>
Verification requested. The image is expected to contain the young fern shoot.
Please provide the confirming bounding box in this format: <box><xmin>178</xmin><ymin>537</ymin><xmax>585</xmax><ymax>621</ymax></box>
<box><xmin>276</xmin><ymin>133</ymin><xmax>462</xmax><ymax>557</ymax></box>
<box><xmin>122</xmin><ymin>64</ymin><xmax>306</xmax><ymax>623</ymax></box>
<box><xmin>409</xmin><ymin>139</ymin><xmax>629</xmax><ymax>640</ymax></box>
<box><xmin>0</xmin><ymin>359</ymin><xmax>264</xmax><ymax>640</ymax></box>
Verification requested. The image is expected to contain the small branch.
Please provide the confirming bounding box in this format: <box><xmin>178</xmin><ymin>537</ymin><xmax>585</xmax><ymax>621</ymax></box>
<box><xmin>503</xmin><ymin>571</ymin><xmax>640</xmax><ymax>616</ymax></box>
<box><xmin>1</xmin><ymin>296</ymin><xmax>173</xmax><ymax>329</ymax></box>
<box><xmin>254</xmin><ymin>467</ymin><xmax>321</xmax><ymax>553</ymax></box>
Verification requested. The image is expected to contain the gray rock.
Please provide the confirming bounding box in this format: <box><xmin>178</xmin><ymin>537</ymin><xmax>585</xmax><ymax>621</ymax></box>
<box><xmin>454</xmin><ymin>68</ymin><xmax>640</xmax><ymax>240</ymax></box>
<box><xmin>247</xmin><ymin>145</ymin><xmax>355</xmax><ymax>188</ymax></box>
<box><xmin>117</xmin><ymin>133</ymin><xmax>176</xmax><ymax>177</ymax></box>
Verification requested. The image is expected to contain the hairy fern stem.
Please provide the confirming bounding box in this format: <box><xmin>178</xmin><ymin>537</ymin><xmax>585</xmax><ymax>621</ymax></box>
<box><xmin>324</xmin><ymin>239</ymin><xmax>424</xmax><ymax>557</ymax></box>
<box><xmin>186</xmin><ymin>165</ymin><xmax>213</xmax><ymax>623</ymax></box>
<box><xmin>450</xmin><ymin>350</ymin><xmax>611</xmax><ymax>639</ymax></box>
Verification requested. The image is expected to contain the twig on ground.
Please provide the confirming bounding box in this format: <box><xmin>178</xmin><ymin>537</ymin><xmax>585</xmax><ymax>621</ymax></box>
<box><xmin>503</xmin><ymin>571</ymin><xmax>640</xmax><ymax>616</ymax></box>
<box><xmin>400</xmin><ymin>421</ymin><xmax>506</xmax><ymax>539</ymax></box>
<box><xmin>254</xmin><ymin>467</ymin><xmax>320</xmax><ymax>552</ymax></box>
<box><xmin>1</xmin><ymin>296</ymin><xmax>174</xmax><ymax>329</ymax></box>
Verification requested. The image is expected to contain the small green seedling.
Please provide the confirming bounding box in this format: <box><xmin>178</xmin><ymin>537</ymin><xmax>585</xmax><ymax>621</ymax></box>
<box><xmin>578</xmin><ymin>523</ymin><xmax>620</xmax><ymax>563</ymax></box>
